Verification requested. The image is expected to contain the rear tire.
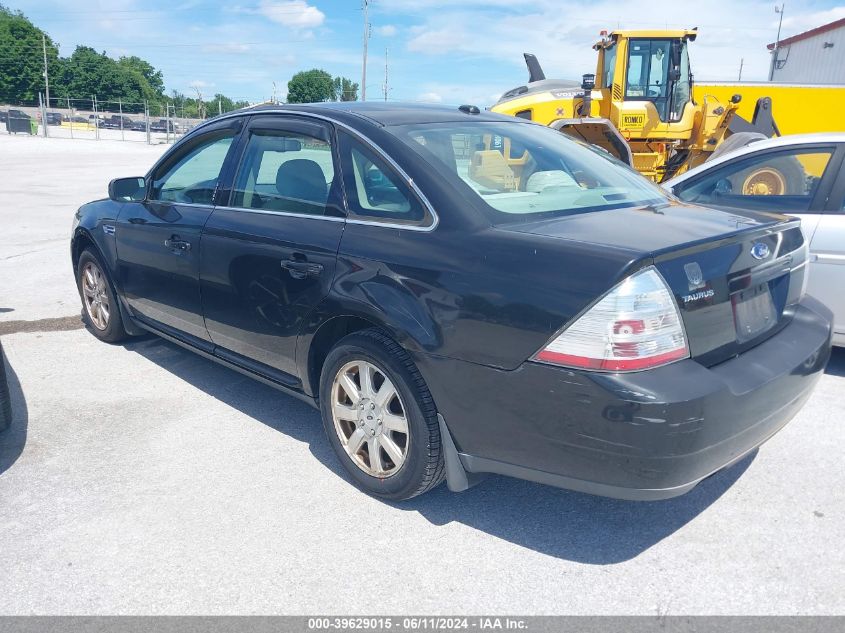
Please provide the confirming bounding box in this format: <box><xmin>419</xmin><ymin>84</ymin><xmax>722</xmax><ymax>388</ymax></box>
<box><xmin>76</xmin><ymin>248</ymin><xmax>129</xmax><ymax>343</ymax></box>
<box><xmin>319</xmin><ymin>328</ymin><xmax>445</xmax><ymax>500</ymax></box>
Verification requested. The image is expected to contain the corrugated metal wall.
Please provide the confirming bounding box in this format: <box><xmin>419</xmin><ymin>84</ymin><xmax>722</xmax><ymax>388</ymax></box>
<box><xmin>771</xmin><ymin>25</ymin><xmax>845</xmax><ymax>84</ymax></box>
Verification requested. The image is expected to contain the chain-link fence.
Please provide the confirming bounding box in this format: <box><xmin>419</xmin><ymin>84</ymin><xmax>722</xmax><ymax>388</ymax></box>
<box><xmin>1</xmin><ymin>94</ymin><xmax>206</xmax><ymax>144</ymax></box>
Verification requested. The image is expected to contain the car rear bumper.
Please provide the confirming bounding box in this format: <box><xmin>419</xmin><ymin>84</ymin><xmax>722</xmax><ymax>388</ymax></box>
<box><xmin>420</xmin><ymin>295</ymin><xmax>833</xmax><ymax>500</ymax></box>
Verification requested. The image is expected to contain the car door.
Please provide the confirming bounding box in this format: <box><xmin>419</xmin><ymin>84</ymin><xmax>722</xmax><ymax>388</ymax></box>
<box><xmin>115</xmin><ymin>118</ymin><xmax>242</xmax><ymax>344</ymax></box>
<box><xmin>811</xmin><ymin>154</ymin><xmax>845</xmax><ymax>343</ymax></box>
<box><xmin>200</xmin><ymin>115</ymin><xmax>345</xmax><ymax>381</ymax></box>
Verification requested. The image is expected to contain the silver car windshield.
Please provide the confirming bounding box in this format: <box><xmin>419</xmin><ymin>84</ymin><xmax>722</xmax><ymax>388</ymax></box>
<box><xmin>395</xmin><ymin>121</ymin><xmax>667</xmax><ymax>218</ymax></box>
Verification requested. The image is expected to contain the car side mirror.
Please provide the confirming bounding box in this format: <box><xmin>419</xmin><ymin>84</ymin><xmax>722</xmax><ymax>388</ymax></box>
<box><xmin>109</xmin><ymin>177</ymin><xmax>146</xmax><ymax>202</ymax></box>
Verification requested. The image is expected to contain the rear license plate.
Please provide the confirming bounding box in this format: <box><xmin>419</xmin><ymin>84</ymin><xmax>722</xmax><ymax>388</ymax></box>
<box><xmin>732</xmin><ymin>283</ymin><xmax>777</xmax><ymax>343</ymax></box>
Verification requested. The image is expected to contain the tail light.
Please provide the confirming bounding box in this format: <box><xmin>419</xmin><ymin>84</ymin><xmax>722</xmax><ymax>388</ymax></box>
<box><xmin>535</xmin><ymin>266</ymin><xmax>689</xmax><ymax>372</ymax></box>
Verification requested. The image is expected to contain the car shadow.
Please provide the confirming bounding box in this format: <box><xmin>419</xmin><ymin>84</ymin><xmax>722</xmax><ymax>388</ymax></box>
<box><xmin>125</xmin><ymin>335</ymin><xmax>754</xmax><ymax>565</ymax></box>
<box><xmin>0</xmin><ymin>342</ymin><xmax>28</xmax><ymax>476</ymax></box>
<box><xmin>824</xmin><ymin>346</ymin><xmax>845</xmax><ymax>377</ymax></box>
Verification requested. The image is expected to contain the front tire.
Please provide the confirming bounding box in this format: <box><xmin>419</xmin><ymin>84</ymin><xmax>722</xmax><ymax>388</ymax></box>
<box><xmin>76</xmin><ymin>248</ymin><xmax>129</xmax><ymax>343</ymax></box>
<box><xmin>319</xmin><ymin>329</ymin><xmax>445</xmax><ymax>500</ymax></box>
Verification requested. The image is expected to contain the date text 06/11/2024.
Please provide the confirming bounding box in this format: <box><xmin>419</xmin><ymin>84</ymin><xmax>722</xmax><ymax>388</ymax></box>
<box><xmin>307</xmin><ymin>617</ymin><xmax>529</xmax><ymax>630</ymax></box>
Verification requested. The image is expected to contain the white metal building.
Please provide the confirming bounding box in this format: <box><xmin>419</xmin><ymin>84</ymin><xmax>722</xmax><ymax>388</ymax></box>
<box><xmin>768</xmin><ymin>17</ymin><xmax>845</xmax><ymax>84</ymax></box>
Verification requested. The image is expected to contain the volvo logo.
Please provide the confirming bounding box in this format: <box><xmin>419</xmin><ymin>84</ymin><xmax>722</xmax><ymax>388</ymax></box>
<box><xmin>751</xmin><ymin>242</ymin><xmax>771</xmax><ymax>260</ymax></box>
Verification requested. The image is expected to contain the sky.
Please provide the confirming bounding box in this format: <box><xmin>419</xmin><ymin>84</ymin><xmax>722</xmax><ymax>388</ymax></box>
<box><xmin>9</xmin><ymin>0</ymin><xmax>845</xmax><ymax>106</ymax></box>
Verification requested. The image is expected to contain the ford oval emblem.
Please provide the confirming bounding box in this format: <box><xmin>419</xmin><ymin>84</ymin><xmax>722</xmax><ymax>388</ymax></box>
<box><xmin>751</xmin><ymin>242</ymin><xmax>771</xmax><ymax>260</ymax></box>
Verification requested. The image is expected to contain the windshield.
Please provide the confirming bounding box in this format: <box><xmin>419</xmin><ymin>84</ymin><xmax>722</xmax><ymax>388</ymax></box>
<box><xmin>395</xmin><ymin>121</ymin><xmax>667</xmax><ymax>221</ymax></box>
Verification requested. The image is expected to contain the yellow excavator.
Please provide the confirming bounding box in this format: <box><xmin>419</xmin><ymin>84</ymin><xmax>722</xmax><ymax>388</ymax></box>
<box><xmin>491</xmin><ymin>28</ymin><xmax>845</xmax><ymax>184</ymax></box>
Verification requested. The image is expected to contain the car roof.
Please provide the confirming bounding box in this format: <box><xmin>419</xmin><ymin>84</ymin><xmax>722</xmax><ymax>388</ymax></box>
<box><xmin>227</xmin><ymin>101</ymin><xmax>529</xmax><ymax>127</ymax></box>
<box><xmin>664</xmin><ymin>132</ymin><xmax>845</xmax><ymax>189</ymax></box>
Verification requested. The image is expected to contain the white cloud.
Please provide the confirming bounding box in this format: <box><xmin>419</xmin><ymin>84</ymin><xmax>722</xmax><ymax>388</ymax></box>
<box><xmin>407</xmin><ymin>26</ymin><xmax>465</xmax><ymax>53</ymax></box>
<box><xmin>258</xmin><ymin>0</ymin><xmax>325</xmax><ymax>29</ymax></box>
<box><xmin>398</xmin><ymin>0</ymin><xmax>822</xmax><ymax>82</ymax></box>
<box><xmin>417</xmin><ymin>91</ymin><xmax>443</xmax><ymax>103</ymax></box>
<box><xmin>779</xmin><ymin>7</ymin><xmax>845</xmax><ymax>39</ymax></box>
<box><xmin>375</xmin><ymin>24</ymin><xmax>398</xmax><ymax>37</ymax></box>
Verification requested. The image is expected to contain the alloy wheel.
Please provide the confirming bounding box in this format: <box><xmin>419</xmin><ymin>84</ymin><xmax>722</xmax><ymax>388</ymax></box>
<box><xmin>330</xmin><ymin>360</ymin><xmax>409</xmax><ymax>478</ymax></box>
<box><xmin>81</xmin><ymin>261</ymin><xmax>110</xmax><ymax>330</ymax></box>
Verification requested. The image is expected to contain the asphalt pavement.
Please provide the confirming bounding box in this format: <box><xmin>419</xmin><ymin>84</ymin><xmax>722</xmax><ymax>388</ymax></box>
<box><xmin>0</xmin><ymin>133</ymin><xmax>843</xmax><ymax>615</ymax></box>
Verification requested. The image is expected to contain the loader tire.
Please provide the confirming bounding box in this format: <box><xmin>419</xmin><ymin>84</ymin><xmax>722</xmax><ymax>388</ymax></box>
<box><xmin>731</xmin><ymin>156</ymin><xmax>806</xmax><ymax>197</ymax></box>
<box><xmin>707</xmin><ymin>132</ymin><xmax>767</xmax><ymax>162</ymax></box>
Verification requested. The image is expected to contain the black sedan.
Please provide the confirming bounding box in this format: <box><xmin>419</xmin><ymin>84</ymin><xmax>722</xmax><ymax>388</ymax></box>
<box><xmin>70</xmin><ymin>102</ymin><xmax>832</xmax><ymax>501</ymax></box>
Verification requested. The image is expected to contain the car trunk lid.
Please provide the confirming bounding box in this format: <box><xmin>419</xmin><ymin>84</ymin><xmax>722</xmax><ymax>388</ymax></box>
<box><xmin>501</xmin><ymin>202</ymin><xmax>809</xmax><ymax>366</ymax></box>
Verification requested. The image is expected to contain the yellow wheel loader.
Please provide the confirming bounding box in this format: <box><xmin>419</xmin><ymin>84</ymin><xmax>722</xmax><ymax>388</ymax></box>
<box><xmin>491</xmin><ymin>29</ymin><xmax>845</xmax><ymax>184</ymax></box>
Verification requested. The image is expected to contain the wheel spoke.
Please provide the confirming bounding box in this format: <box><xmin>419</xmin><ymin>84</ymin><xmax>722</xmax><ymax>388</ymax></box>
<box><xmin>373</xmin><ymin>379</ymin><xmax>396</xmax><ymax>409</ymax></box>
<box><xmin>83</xmin><ymin>286</ymin><xmax>96</xmax><ymax>299</ymax></box>
<box><xmin>99</xmin><ymin>302</ymin><xmax>110</xmax><ymax>324</ymax></box>
<box><xmin>380</xmin><ymin>434</ymin><xmax>404</xmax><ymax>468</ymax></box>
<box><xmin>338</xmin><ymin>372</ymin><xmax>361</xmax><ymax>404</ymax></box>
<box><xmin>368</xmin><ymin>438</ymin><xmax>383</xmax><ymax>474</ymax></box>
<box><xmin>84</xmin><ymin>268</ymin><xmax>96</xmax><ymax>288</ymax></box>
<box><xmin>92</xmin><ymin>304</ymin><xmax>102</xmax><ymax>328</ymax></box>
<box><xmin>382</xmin><ymin>413</ymin><xmax>408</xmax><ymax>434</ymax></box>
<box><xmin>358</xmin><ymin>362</ymin><xmax>375</xmax><ymax>398</ymax></box>
<box><xmin>333</xmin><ymin>401</ymin><xmax>358</xmax><ymax>422</ymax></box>
<box><xmin>346</xmin><ymin>428</ymin><xmax>366</xmax><ymax>455</ymax></box>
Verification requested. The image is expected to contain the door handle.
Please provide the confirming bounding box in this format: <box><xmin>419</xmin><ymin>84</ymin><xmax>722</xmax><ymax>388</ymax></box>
<box><xmin>281</xmin><ymin>258</ymin><xmax>323</xmax><ymax>279</ymax></box>
<box><xmin>164</xmin><ymin>236</ymin><xmax>191</xmax><ymax>252</ymax></box>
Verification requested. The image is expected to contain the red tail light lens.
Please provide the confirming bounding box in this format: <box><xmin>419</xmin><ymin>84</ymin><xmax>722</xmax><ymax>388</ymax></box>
<box><xmin>535</xmin><ymin>267</ymin><xmax>689</xmax><ymax>372</ymax></box>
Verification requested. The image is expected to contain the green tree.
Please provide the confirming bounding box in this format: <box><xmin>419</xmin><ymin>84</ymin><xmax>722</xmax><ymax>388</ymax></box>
<box><xmin>207</xmin><ymin>93</ymin><xmax>249</xmax><ymax>116</ymax></box>
<box><xmin>118</xmin><ymin>55</ymin><xmax>164</xmax><ymax>94</ymax></box>
<box><xmin>0</xmin><ymin>5</ymin><xmax>60</xmax><ymax>104</ymax></box>
<box><xmin>287</xmin><ymin>68</ymin><xmax>334</xmax><ymax>103</ymax></box>
<box><xmin>54</xmin><ymin>47</ymin><xmax>138</xmax><ymax>107</ymax></box>
<box><xmin>332</xmin><ymin>76</ymin><xmax>359</xmax><ymax>101</ymax></box>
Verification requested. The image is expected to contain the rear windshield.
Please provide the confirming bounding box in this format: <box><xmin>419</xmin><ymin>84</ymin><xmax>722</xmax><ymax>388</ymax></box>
<box><xmin>394</xmin><ymin>121</ymin><xmax>667</xmax><ymax>220</ymax></box>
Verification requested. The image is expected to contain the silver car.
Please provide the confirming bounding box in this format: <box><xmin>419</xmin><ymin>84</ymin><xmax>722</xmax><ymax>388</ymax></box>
<box><xmin>664</xmin><ymin>133</ymin><xmax>845</xmax><ymax>346</ymax></box>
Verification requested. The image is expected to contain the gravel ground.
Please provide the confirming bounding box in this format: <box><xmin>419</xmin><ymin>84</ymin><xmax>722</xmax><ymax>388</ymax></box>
<box><xmin>0</xmin><ymin>132</ymin><xmax>843</xmax><ymax>615</ymax></box>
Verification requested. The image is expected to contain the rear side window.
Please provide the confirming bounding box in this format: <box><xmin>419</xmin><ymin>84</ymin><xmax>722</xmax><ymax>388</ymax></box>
<box><xmin>231</xmin><ymin>129</ymin><xmax>337</xmax><ymax>216</ymax></box>
<box><xmin>150</xmin><ymin>132</ymin><xmax>235</xmax><ymax>204</ymax></box>
<box><xmin>337</xmin><ymin>131</ymin><xmax>428</xmax><ymax>225</ymax></box>
<box><xmin>674</xmin><ymin>148</ymin><xmax>834</xmax><ymax>213</ymax></box>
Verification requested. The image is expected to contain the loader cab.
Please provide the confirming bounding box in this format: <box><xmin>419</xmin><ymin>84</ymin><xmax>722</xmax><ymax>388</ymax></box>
<box><xmin>597</xmin><ymin>31</ymin><xmax>694</xmax><ymax>124</ymax></box>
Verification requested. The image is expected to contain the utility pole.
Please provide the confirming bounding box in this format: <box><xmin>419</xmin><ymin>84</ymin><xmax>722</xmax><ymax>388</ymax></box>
<box><xmin>41</xmin><ymin>34</ymin><xmax>50</xmax><ymax>111</ymax></box>
<box><xmin>769</xmin><ymin>4</ymin><xmax>785</xmax><ymax>81</ymax></box>
<box><xmin>383</xmin><ymin>47</ymin><xmax>388</xmax><ymax>101</ymax></box>
<box><xmin>738</xmin><ymin>58</ymin><xmax>744</xmax><ymax>81</ymax></box>
<box><xmin>361</xmin><ymin>0</ymin><xmax>369</xmax><ymax>101</ymax></box>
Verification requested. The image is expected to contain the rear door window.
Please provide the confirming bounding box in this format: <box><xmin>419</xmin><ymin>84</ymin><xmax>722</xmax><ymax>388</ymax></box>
<box><xmin>231</xmin><ymin>126</ymin><xmax>337</xmax><ymax>216</ymax></box>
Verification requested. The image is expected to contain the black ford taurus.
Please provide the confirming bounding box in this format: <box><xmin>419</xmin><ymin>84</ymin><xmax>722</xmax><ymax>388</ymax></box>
<box><xmin>71</xmin><ymin>102</ymin><xmax>832</xmax><ymax>501</ymax></box>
